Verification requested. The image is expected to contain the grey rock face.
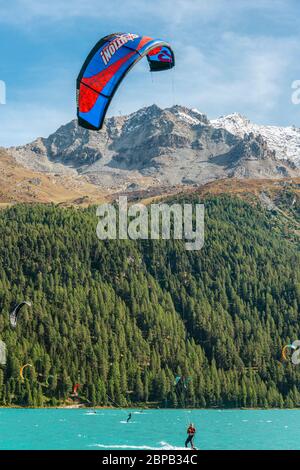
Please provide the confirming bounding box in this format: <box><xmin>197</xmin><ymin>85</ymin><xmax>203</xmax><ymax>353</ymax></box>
<box><xmin>8</xmin><ymin>105</ymin><xmax>300</xmax><ymax>191</ymax></box>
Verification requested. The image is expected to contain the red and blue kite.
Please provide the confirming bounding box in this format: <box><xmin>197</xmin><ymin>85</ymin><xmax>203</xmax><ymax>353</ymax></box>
<box><xmin>76</xmin><ymin>32</ymin><xmax>175</xmax><ymax>130</ymax></box>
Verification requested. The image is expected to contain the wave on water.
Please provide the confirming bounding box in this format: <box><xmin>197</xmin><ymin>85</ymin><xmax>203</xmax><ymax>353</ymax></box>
<box><xmin>89</xmin><ymin>444</ymin><xmax>163</xmax><ymax>450</ymax></box>
<box><xmin>160</xmin><ymin>441</ymin><xmax>191</xmax><ymax>450</ymax></box>
<box><xmin>89</xmin><ymin>441</ymin><xmax>190</xmax><ymax>450</ymax></box>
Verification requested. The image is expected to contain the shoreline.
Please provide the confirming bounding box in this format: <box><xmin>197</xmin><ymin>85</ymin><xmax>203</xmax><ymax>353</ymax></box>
<box><xmin>1</xmin><ymin>405</ymin><xmax>299</xmax><ymax>410</ymax></box>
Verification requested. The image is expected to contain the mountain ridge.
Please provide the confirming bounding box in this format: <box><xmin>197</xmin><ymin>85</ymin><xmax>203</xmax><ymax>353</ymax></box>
<box><xmin>6</xmin><ymin>105</ymin><xmax>300</xmax><ymax>193</ymax></box>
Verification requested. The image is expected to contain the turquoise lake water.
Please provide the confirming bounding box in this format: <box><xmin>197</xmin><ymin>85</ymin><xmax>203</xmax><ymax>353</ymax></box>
<box><xmin>0</xmin><ymin>408</ymin><xmax>299</xmax><ymax>450</ymax></box>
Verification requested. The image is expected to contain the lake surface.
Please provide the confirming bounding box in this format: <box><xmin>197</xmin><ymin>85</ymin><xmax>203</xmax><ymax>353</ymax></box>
<box><xmin>0</xmin><ymin>409</ymin><xmax>299</xmax><ymax>450</ymax></box>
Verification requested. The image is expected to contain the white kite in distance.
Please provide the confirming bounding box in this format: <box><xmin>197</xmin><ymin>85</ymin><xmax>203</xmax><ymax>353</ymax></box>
<box><xmin>9</xmin><ymin>301</ymin><xmax>32</xmax><ymax>328</ymax></box>
<box><xmin>0</xmin><ymin>340</ymin><xmax>6</xmax><ymax>365</ymax></box>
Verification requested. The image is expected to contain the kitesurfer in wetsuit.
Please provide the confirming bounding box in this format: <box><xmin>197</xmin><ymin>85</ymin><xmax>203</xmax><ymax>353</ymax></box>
<box><xmin>127</xmin><ymin>412</ymin><xmax>132</xmax><ymax>423</ymax></box>
<box><xmin>185</xmin><ymin>423</ymin><xmax>196</xmax><ymax>449</ymax></box>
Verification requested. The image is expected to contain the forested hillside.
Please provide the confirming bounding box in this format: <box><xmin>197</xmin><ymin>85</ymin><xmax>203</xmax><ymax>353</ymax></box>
<box><xmin>0</xmin><ymin>194</ymin><xmax>299</xmax><ymax>408</ymax></box>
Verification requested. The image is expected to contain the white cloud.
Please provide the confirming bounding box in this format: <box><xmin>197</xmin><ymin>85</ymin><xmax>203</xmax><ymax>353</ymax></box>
<box><xmin>0</xmin><ymin>103</ymin><xmax>72</xmax><ymax>147</ymax></box>
<box><xmin>170</xmin><ymin>31</ymin><xmax>300</xmax><ymax>124</ymax></box>
<box><xmin>0</xmin><ymin>0</ymin><xmax>290</xmax><ymax>26</ymax></box>
<box><xmin>1</xmin><ymin>0</ymin><xmax>300</xmax><ymax>145</ymax></box>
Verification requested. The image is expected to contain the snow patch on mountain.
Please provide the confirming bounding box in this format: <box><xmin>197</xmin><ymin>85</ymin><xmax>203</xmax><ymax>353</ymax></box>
<box><xmin>211</xmin><ymin>113</ymin><xmax>300</xmax><ymax>166</ymax></box>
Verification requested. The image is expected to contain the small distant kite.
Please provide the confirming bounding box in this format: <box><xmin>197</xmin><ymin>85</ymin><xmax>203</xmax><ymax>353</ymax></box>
<box><xmin>77</xmin><ymin>32</ymin><xmax>175</xmax><ymax>130</ymax></box>
<box><xmin>20</xmin><ymin>363</ymin><xmax>33</xmax><ymax>381</ymax></box>
<box><xmin>174</xmin><ymin>376</ymin><xmax>191</xmax><ymax>389</ymax></box>
<box><xmin>282</xmin><ymin>344</ymin><xmax>296</xmax><ymax>361</ymax></box>
<box><xmin>72</xmin><ymin>383</ymin><xmax>81</xmax><ymax>397</ymax></box>
<box><xmin>10</xmin><ymin>301</ymin><xmax>32</xmax><ymax>328</ymax></box>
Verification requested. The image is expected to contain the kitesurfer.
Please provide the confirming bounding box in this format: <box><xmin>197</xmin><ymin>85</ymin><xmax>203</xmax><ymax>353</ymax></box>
<box><xmin>185</xmin><ymin>423</ymin><xmax>196</xmax><ymax>449</ymax></box>
<box><xmin>127</xmin><ymin>412</ymin><xmax>132</xmax><ymax>423</ymax></box>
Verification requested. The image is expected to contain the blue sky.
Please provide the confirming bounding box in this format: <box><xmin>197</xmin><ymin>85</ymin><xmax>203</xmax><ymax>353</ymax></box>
<box><xmin>0</xmin><ymin>0</ymin><xmax>300</xmax><ymax>146</ymax></box>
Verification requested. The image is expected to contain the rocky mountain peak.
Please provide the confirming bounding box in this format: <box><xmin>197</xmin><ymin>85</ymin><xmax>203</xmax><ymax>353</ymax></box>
<box><xmin>212</xmin><ymin>113</ymin><xmax>300</xmax><ymax>165</ymax></box>
<box><xmin>6</xmin><ymin>105</ymin><xmax>300</xmax><ymax>191</ymax></box>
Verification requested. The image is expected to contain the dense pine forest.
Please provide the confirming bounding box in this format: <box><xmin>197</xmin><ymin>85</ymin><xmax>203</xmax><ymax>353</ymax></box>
<box><xmin>0</xmin><ymin>193</ymin><xmax>300</xmax><ymax>408</ymax></box>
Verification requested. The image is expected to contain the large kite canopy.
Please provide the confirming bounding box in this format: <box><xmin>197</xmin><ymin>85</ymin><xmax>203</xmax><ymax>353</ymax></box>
<box><xmin>77</xmin><ymin>32</ymin><xmax>175</xmax><ymax>130</ymax></box>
